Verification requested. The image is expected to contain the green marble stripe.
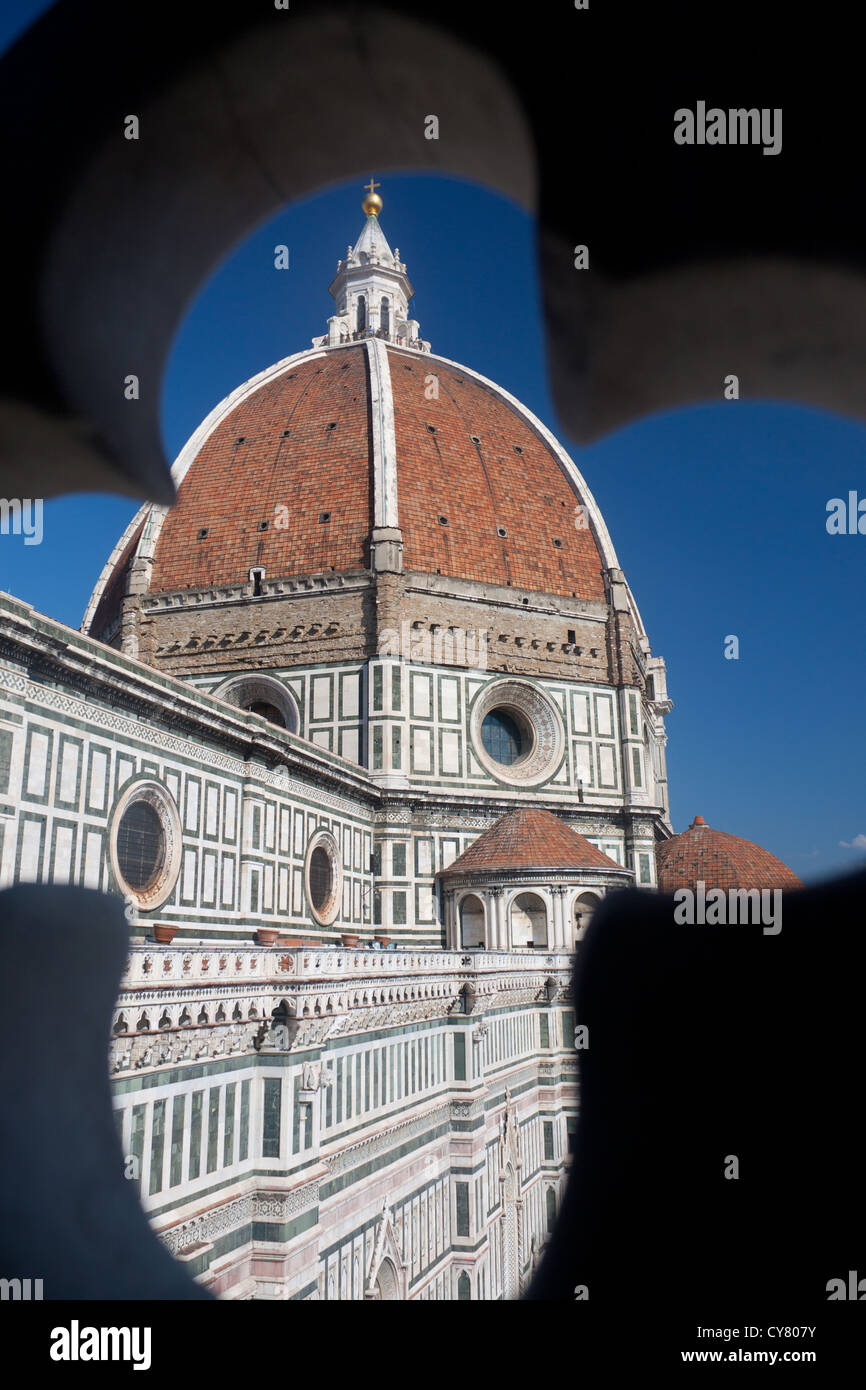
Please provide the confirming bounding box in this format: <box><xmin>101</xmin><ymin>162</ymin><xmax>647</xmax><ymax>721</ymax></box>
<box><xmin>290</xmin><ymin>1279</ymin><xmax>320</xmax><ymax>1301</ymax></box>
<box><xmin>320</xmin><ymin>1120</ymin><xmax>453</xmax><ymax>1200</ymax></box>
<box><xmin>252</xmin><ymin>1207</ymin><xmax>318</xmax><ymax>1245</ymax></box>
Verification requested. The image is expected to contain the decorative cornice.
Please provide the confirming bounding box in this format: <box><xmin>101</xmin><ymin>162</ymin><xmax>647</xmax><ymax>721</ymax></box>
<box><xmin>143</xmin><ymin>570</ymin><xmax>372</xmax><ymax>616</ymax></box>
<box><xmin>323</xmin><ymin>1101</ymin><xmax>451</xmax><ymax>1175</ymax></box>
<box><xmin>159</xmin><ymin>1180</ymin><xmax>320</xmax><ymax>1256</ymax></box>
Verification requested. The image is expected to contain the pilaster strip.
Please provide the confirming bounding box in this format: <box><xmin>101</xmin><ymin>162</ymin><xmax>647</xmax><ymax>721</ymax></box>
<box><xmin>366</xmin><ymin>337</ymin><xmax>399</xmax><ymax>529</ymax></box>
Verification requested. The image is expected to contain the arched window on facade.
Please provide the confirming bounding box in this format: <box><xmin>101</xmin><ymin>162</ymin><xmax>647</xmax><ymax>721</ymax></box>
<box><xmin>380</xmin><ymin>296</ymin><xmax>390</xmax><ymax>335</ymax></box>
<box><xmin>459</xmin><ymin>893</ymin><xmax>485</xmax><ymax>948</ymax></box>
<box><xmin>213</xmin><ymin>674</ymin><xmax>299</xmax><ymax>734</ymax></box>
<box><xmin>373</xmin><ymin>1258</ymin><xmax>400</xmax><ymax>1300</ymax></box>
<box><xmin>357</xmin><ymin>295</ymin><xmax>366</xmax><ymax>331</ymax></box>
<box><xmin>546</xmin><ymin>1186</ymin><xmax>557</xmax><ymax>1233</ymax></box>
<box><xmin>246</xmin><ymin>700</ymin><xmax>286</xmax><ymax>727</ymax></box>
<box><xmin>574</xmin><ymin>891</ymin><xmax>601</xmax><ymax>939</ymax></box>
<box><xmin>510</xmin><ymin>892</ymin><xmax>548</xmax><ymax>948</ymax></box>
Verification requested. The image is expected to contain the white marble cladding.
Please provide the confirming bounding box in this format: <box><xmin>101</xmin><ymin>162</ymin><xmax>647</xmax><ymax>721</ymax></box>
<box><xmin>185</xmin><ymin>654</ymin><xmax>668</xmax><ymax>816</ymax></box>
<box><xmin>189</xmin><ymin>663</ymin><xmax>367</xmax><ymax>768</ymax></box>
<box><xmin>109</xmin><ymin>929</ymin><xmax>584</xmax><ymax>1310</ymax></box>
<box><xmin>107</xmin><ymin>939</ymin><xmax>575</xmax><ymax>1100</ymax></box>
<box><xmin>366</xmin><ymin>657</ymin><xmax>667</xmax><ymax>808</ymax></box>
<box><xmin>112</xmin><ymin>955</ymin><xmax>578</xmax><ymax>1300</ymax></box>
<box><xmin>151</xmin><ymin>1080</ymin><xmax>570</xmax><ymax>1301</ymax></box>
<box><xmin>287</xmin><ymin>945</ymin><xmax>570</xmax><ymax>980</ymax></box>
<box><xmin>0</xmin><ymin>661</ymin><xmax>374</xmax><ymax>935</ymax></box>
<box><xmin>0</xmin><ymin>603</ymin><xmax>662</xmax><ymax>957</ymax></box>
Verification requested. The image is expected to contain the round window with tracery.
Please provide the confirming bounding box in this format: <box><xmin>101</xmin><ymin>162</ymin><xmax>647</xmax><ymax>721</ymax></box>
<box><xmin>470</xmin><ymin>679</ymin><xmax>565</xmax><ymax>787</ymax></box>
<box><xmin>304</xmin><ymin>830</ymin><xmax>342</xmax><ymax>927</ymax></box>
<box><xmin>110</xmin><ymin>781</ymin><xmax>182</xmax><ymax>910</ymax></box>
<box><xmin>116</xmin><ymin>799</ymin><xmax>166</xmax><ymax>893</ymax></box>
<box><xmin>309</xmin><ymin>846</ymin><xmax>332</xmax><ymax>911</ymax></box>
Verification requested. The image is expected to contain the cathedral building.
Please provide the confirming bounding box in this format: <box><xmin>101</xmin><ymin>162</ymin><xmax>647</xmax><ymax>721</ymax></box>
<box><xmin>0</xmin><ymin>187</ymin><xmax>676</xmax><ymax>1299</ymax></box>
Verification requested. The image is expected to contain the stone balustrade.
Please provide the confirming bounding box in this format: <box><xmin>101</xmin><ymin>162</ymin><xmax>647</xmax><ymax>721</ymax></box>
<box><xmin>111</xmin><ymin>943</ymin><xmax>576</xmax><ymax>1056</ymax></box>
<box><xmin>122</xmin><ymin>942</ymin><xmax>574</xmax><ymax>991</ymax></box>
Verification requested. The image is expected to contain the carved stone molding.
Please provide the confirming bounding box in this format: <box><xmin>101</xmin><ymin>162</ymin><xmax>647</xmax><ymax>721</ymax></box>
<box><xmin>323</xmin><ymin>1101</ymin><xmax>451</xmax><ymax>1176</ymax></box>
<box><xmin>160</xmin><ymin>1179</ymin><xmax>321</xmax><ymax>1257</ymax></box>
<box><xmin>468</xmin><ymin>678</ymin><xmax>566</xmax><ymax>787</ymax></box>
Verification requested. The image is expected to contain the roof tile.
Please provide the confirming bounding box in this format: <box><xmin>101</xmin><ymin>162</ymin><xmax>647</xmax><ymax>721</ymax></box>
<box><xmin>656</xmin><ymin>817</ymin><xmax>802</xmax><ymax>892</ymax></box>
<box><xmin>439</xmin><ymin>807</ymin><xmax>625</xmax><ymax>877</ymax></box>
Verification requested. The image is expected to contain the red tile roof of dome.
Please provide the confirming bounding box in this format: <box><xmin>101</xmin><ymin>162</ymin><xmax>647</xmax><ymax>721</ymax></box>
<box><xmin>151</xmin><ymin>349</ymin><xmax>373</xmax><ymax>592</ymax></box>
<box><xmin>388</xmin><ymin>351</ymin><xmax>605</xmax><ymax>596</ymax></box>
<box><xmin>656</xmin><ymin>816</ymin><xmax>802</xmax><ymax>893</ymax></box>
<box><xmin>438</xmin><ymin>807</ymin><xmax>626</xmax><ymax>877</ymax></box>
<box><xmin>137</xmin><ymin>344</ymin><xmax>605</xmax><ymax>599</ymax></box>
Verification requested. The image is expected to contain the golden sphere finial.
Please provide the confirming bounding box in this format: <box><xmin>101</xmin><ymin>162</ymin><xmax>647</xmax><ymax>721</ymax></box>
<box><xmin>362</xmin><ymin>177</ymin><xmax>382</xmax><ymax>217</ymax></box>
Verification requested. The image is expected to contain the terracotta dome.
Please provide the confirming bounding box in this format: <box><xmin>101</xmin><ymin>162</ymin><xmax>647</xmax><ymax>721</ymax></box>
<box><xmin>656</xmin><ymin>816</ymin><xmax>802</xmax><ymax>893</ymax></box>
<box><xmin>439</xmin><ymin>807</ymin><xmax>627</xmax><ymax>878</ymax></box>
<box><xmin>83</xmin><ymin>341</ymin><xmax>611</xmax><ymax>636</ymax></box>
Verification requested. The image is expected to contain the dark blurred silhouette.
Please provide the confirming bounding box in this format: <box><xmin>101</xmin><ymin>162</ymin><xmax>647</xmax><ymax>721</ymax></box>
<box><xmin>0</xmin><ymin>885</ymin><xmax>208</xmax><ymax>1300</ymax></box>
<box><xmin>4</xmin><ymin>1</ymin><xmax>866</xmax><ymax>499</ymax></box>
<box><xmin>527</xmin><ymin>870</ymin><xmax>865</xmax><ymax>1351</ymax></box>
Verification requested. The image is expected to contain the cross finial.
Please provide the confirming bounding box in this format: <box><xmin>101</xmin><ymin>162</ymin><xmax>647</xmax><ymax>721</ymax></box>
<box><xmin>362</xmin><ymin>178</ymin><xmax>383</xmax><ymax>217</ymax></box>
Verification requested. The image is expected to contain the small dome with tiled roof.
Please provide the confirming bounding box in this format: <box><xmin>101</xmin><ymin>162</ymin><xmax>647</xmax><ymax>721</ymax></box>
<box><xmin>439</xmin><ymin>807</ymin><xmax>627</xmax><ymax>878</ymax></box>
<box><xmin>656</xmin><ymin>816</ymin><xmax>802</xmax><ymax>893</ymax></box>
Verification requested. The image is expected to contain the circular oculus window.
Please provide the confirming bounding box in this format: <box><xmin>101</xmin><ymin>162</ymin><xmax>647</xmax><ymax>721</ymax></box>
<box><xmin>214</xmin><ymin>675</ymin><xmax>300</xmax><ymax>733</ymax></box>
<box><xmin>110</xmin><ymin>781</ymin><xmax>182</xmax><ymax>910</ymax></box>
<box><xmin>304</xmin><ymin>830</ymin><xmax>342</xmax><ymax>926</ymax></box>
<box><xmin>481</xmin><ymin>708</ymin><xmax>528</xmax><ymax>766</ymax></box>
<box><xmin>471</xmin><ymin>679</ymin><xmax>565</xmax><ymax>787</ymax></box>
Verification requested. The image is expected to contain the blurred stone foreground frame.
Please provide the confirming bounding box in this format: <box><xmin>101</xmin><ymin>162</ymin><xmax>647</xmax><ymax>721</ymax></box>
<box><xmin>0</xmin><ymin>0</ymin><xmax>865</xmax><ymax>1301</ymax></box>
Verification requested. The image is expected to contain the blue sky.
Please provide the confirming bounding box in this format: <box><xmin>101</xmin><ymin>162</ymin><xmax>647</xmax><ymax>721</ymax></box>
<box><xmin>2</xmin><ymin>6</ymin><xmax>864</xmax><ymax>884</ymax></box>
